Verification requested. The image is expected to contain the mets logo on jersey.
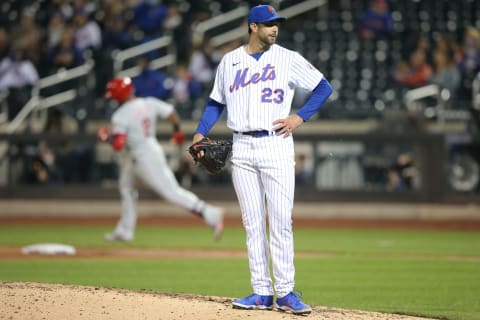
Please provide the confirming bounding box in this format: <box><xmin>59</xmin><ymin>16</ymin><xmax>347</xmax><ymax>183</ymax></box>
<box><xmin>229</xmin><ymin>64</ymin><xmax>276</xmax><ymax>92</ymax></box>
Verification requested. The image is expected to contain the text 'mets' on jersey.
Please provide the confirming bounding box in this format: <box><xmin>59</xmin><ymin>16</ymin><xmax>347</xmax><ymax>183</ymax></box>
<box><xmin>111</xmin><ymin>97</ymin><xmax>174</xmax><ymax>151</ymax></box>
<box><xmin>209</xmin><ymin>44</ymin><xmax>324</xmax><ymax>132</ymax></box>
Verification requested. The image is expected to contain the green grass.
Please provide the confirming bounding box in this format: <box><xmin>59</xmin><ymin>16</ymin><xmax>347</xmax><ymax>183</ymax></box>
<box><xmin>1</xmin><ymin>224</ymin><xmax>480</xmax><ymax>320</ymax></box>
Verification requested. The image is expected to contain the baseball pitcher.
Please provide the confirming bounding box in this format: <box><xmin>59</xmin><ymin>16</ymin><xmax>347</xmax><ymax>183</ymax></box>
<box><xmin>192</xmin><ymin>5</ymin><xmax>333</xmax><ymax>315</ymax></box>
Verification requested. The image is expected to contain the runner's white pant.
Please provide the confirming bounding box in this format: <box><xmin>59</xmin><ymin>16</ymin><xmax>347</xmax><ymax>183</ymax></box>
<box><xmin>231</xmin><ymin>133</ymin><xmax>295</xmax><ymax>297</ymax></box>
<box><xmin>115</xmin><ymin>140</ymin><xmax>206</xmax><ymax>237</ymax></box>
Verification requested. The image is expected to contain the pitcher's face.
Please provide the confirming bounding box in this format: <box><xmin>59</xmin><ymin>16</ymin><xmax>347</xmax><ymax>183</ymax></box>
<box><xmin>256</xmin><ymin>21</ymin><xmax>280</xmax><ymax>46</ymax></box>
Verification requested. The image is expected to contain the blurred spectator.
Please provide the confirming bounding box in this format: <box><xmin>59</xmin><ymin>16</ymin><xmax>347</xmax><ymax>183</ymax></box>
<box><xmin>188</xmin><ymin>37</ymin><xmax>222</xmax><ymax>87</ymax></box>
<box><xmin>402</xmin><ymin>33</ymin><xmax>431</xmax><ymax>64</ymax></box>
<box><xmin>435</xmin><ymin>34</ymin><xmax>457</xmax><ymax>55</ymax></box>
<box><xmin>359</xmin><ymin>0</ymin><xmax>395</xmax><ymax>41</ymax></box>
<box><xmin>171</xmin><ymin>63</ymin><xmax>202</xmax><ymax>118</ymax></box>
<box><xmin>43</xmin><ymin>108</ymin><xmax>94</xmax><ymax>183</ymax></box>
<box><xmin>103</xmin><ymin>14</ymin><xmax>136</xmax><ymax>50</ymax></box>
<box><xmin>99</xmin><ymin>0</ymin><xmax>130</xmax><ymax>30</ymax></box>
<box><xmin>9</xmin><ymin>7</ymin><xmax>44</xmax><ymax>66</ymax></box>
<box><xmin>455</xmin><ymin>27</ymin><xmax>480</xmax><ymax>103</ymax></box>
<box><xmin>412</xmin><ymin>34</ymin><xmax>430</xmax><ymax>52</ymax></box>
<box><xmin>295</xmin><ymin>153</ymin><xmax>313</xmax><ymax>185</ymax></box>
<box><xmin>429</xmin><ymin>45</ymin><xmax>461</xmax><ymax>99</ymax></box>
<box><xmin>73</xmin><ymin>8</ymin><xmax>102</xmax><ymax>51</ymax></box>
<box><xmin>23</xmin><ymin>141</ymin><xmax>62</xmax><ymax>185</ymax></box>
<box><xmin>45</xmin><ymin>26</ymin><xmax>85</xmax><ymax>72</ymax></box>
<box><xmin>172</xmin><ymin>63</ymin><xmax>202</xmax><ymax>104</ymax></box>
<box><xmin>46</xmin><ymin>11</ymin><xmax>66</xmax><ymax>48</ymax></box>
<box><xmin>133</xmin><ymin>0</ymin><xmax>168</xmax><ymax>37</ymax></box>
<box><xmin>456</xmin><ymin>26</ymin><xmax>480</xmax><ymax>75</ymax></box>
<box><xmin>94</xmin><ymin>2</ymin><xmax>134</xmax><ymax>97</ymax></box>
<box><xmin>0</xmin><ymin>46</ymin><xmax>39</xmax><ymax>120</ymax></box>
<box><xmin>163</xmin><ymin>2</ymin><xmax>182</xmax><ymax>31</ymax></box>
<box><xmin>165</xmin><ymin>2</ymin><xmax>187</xmax><ymax>60</ymax></box>
<box><xmin>24</xmin><ymin>157</ymin><xmax>53</xmax><ymax>184</ymax></box>
<box><xmin>394</xmin><ymin>48</ymin><xmax>433</xmax><ymax>88</ymax></box>
<box><xmin>0</xmin><ymin>47</ymin><xmax>39</xmax><ymax>90</ymax></box>
<box><xmin>386</xmin><ymin>153</ymin><xmax>418</xmax><ymax>191</ymax></box>
<box><xmin>58</xmin><ymin>143</ymin><xmax>95</xmax><ymax>183</ymax></box>
<box><xmin>132</xmin><ymin>55</ymin><xmax>172</xmax><ymax>99</ymax></box>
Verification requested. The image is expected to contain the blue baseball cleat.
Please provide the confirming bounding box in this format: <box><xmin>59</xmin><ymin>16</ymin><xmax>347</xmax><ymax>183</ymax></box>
<box><xmin>232</xmin><ymin>293</ymin><xmax>274</xmax><ymax>310</ymax></box>
<box><xmin>275</xmin><ymin>291</ymin><xmax>312</xmax><ymax>315</ymax></box>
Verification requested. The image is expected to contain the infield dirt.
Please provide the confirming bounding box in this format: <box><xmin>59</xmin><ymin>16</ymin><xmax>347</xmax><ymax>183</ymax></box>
<box><xmin>1</xmin><ymin>281</ymin><xmax>437</xmax><ymax>320</ymax></box>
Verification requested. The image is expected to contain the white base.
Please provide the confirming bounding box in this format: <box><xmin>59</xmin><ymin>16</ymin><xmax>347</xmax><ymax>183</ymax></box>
<box><xmin>21</xmin><ymin>243</ymin><xmax>76</xmax><ymax>255</ymax></box>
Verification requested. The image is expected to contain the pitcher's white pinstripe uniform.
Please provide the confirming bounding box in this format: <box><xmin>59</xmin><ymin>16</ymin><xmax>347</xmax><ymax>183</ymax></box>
<box><xmin>211</xmin><ymin>44</ymin><xmax>323</xmax><ymax>131</ymax></box>
<box><xmin>210</xmin><ymin>44</ymin><xmax>324</xmax><ymax>296</ymax></box>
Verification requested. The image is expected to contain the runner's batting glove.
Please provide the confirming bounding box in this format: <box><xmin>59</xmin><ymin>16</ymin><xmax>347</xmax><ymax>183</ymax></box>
<box><xmin>171</xmin><ymin>130</ymin><xmax>186</xmax><ymax>145</ymax></box>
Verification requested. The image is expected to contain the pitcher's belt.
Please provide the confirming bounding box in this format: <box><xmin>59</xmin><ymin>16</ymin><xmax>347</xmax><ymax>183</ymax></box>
<box><xmin>234</xmin><ymin>130</ymin><xmax>276</xmax><ymax>138</ymax></box>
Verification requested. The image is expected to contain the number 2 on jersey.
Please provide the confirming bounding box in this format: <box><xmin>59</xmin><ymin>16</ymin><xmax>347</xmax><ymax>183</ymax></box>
<box><xmin>261</xmin><ymin>88</ymin><xmax>284</xmax><ymax>104</ymax></box>
<box><xmin>142</xmin><ymin>118</ymin><xmax>151</xmax><ymax>137</ymax></box>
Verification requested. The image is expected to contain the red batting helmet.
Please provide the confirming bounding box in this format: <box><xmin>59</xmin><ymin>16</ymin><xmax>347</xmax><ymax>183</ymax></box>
<box><xmin>105</xmin><ymin>77</ymin><xmax>134</xmax><ymax>103</ymax></box>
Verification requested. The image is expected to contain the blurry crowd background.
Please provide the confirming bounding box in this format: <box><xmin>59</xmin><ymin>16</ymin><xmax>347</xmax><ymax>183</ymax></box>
<box><xmin>1</xmin><ymin>0</ymin><xmax>479</xmax><ymax>122</ymax></box>
<box><xmin>1</xmin><ymin>0</ymin><xmax>479</xmax><ymax>193</ymax></box>
<box><xmin>0</xmin><ymin>0</ymin><xmax>248</xmax><ymax>123</ymax></box>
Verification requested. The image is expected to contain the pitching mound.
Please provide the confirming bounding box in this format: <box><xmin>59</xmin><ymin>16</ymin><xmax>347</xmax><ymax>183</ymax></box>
<box><xmin>1</xmin><ymin>282</ymin><xmax>435</xmax><ymax>320</ymax></box>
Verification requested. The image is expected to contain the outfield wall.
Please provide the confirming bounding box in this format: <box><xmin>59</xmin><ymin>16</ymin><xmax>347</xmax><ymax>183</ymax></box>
<box><xmin>1</xmin><ymin>199</ymin><xmax>479</xmax><ymax>221</ymax></box>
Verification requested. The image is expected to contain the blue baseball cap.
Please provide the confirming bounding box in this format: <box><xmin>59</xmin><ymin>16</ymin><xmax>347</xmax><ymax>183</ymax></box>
<box><xmin>248</xmin><ymin>5</ymin><xmax>286</xmax><ymax>24</ymax></box>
